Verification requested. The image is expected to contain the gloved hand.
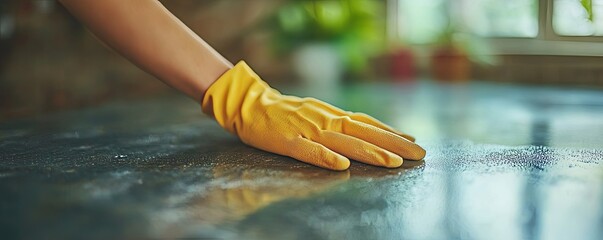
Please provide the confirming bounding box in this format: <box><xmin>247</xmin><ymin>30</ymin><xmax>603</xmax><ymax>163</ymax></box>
<box><xmin>202</xmin><ymin>61</ymin><xmax>425</xmax><ymax>170</ymax></box>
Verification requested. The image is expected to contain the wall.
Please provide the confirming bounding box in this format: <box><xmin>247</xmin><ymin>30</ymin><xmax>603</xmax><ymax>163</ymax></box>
<box><xmin>0</xmin><ymin>0</ymin><xmax>286</xmax><ymax>120</ymax></box>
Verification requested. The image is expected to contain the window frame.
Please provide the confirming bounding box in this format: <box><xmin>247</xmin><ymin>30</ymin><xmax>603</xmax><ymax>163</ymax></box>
<box><xmin>387</xmin><ymin>0</ymin><xmax>603</xmax><ymax>56</ymax></box>
<box><xmin>543</xmin><ymin>0</ymin><xmax>603</xmax><ymax>41</ymax></box>
<box><xmin>472</xmin><ymin>0</ymin><xmax>603</xmax><ymax>56</ymax></box>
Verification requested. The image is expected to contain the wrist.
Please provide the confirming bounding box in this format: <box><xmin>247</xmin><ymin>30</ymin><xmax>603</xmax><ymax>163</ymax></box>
<box><xmin>201</xmin><ymin>61</ymin><xmax>270</xmax><ymax>133</ymax></box>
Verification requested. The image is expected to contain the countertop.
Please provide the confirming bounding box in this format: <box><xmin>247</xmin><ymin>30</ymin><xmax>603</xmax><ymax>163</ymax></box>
<box><xmin>1</xmin><ymin>81</ymin><xmax>602</xmax><ymax>239</ymax></box>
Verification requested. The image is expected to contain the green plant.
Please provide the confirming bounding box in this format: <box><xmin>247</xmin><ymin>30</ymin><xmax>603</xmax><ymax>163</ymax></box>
<box><xmin>581</xmin><ymin>0</ymin><xmax>593</xmax><ymax>21</ymax></box>
<box><xmin>434</xmin><ymin>26</ymin><xmax>497</xmax><ymax>66</ymax></box>
<box><xmin>270</xmin><ymin>0</ymin><xmax>385</xmax><ymax>75</ymax></box>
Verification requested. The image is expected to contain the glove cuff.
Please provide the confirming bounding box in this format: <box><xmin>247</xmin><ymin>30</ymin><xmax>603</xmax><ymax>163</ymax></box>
<box><xmin>201</xmin><ymin>60</ymin><xmax>269</xmax><ymax>134</ymax></box>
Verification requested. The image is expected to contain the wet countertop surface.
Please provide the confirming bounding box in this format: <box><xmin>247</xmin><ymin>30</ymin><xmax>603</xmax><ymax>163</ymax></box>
<box><xmin>1</xmin><ymin>81</ymin><xmax>602</xmax><ymax>239</ymax></box>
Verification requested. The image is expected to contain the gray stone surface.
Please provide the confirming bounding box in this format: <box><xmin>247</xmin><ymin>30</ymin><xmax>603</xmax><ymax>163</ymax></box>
<box><xmin>1</xmin><ymin>82</ymin><xmax>602</xmax><ymax>239</ymax></box>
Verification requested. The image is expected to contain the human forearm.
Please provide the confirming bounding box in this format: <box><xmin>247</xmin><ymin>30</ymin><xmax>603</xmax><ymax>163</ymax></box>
<box><xmin>59</xmin><ymin>0</ymin><xmax>233</xmax><ymax>102</ymax></box>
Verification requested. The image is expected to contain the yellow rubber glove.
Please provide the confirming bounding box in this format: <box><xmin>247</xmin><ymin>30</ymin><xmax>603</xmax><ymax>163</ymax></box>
<box><xmin>202</xmin><ymin>61</ymin><xmax>426</xmax><ymax>170</ymax></box>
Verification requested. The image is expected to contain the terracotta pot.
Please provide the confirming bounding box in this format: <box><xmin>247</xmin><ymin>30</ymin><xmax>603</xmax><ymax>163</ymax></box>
<box><xmin>430</xmin><ymin>46</ymin><xmax>470</xmax><ymax>82</ymax></box>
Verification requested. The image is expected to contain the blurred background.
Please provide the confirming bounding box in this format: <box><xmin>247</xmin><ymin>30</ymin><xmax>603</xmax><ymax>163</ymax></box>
<box><xmin>1</xmin><ymin>0</ymin><xmax>602</xmax><ymax>121</ymax></box>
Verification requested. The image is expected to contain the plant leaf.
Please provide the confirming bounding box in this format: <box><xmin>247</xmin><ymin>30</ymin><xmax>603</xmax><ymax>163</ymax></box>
<box><xmin>581</xmin><ymin>0</ymin><xmax>594</xmax><ymax>22</ymax></box>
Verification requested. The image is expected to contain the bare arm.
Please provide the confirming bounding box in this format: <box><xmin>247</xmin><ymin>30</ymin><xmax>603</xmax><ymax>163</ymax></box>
<box><xmin>59</xmin><ymin>0</ymin><xmax>233</xmax><ymax>102</ymax></box>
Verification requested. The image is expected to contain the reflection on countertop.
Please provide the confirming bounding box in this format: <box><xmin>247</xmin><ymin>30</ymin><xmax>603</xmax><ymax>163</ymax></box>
<box><xmin>1</xmin><ymin>81</ymin><xmax>602</xmax><ymax>239</ymax></box>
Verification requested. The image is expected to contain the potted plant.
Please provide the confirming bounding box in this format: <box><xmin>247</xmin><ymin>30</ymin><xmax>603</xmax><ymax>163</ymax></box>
<box><xmin>270</xmin><ymin>0</ymin><xmax>385</xmax><ymax>86</ymax></box>
<box><xmin>430</xmin><ymin>20</ymin><xmax>498</xmax><ymax>82</ymax></box>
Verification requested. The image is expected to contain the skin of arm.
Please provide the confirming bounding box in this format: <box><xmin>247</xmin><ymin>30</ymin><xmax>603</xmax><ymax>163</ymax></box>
<box><xmin>59</xmin><ymin>0</ymin><xmax>233</xmax><ymax>103</ymax></box>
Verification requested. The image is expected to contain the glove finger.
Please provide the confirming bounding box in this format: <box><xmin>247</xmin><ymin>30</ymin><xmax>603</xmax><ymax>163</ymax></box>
<box><xmin>287</xmin><ymin>137</ymin><xmax>351</xmax><ymax>171</ymax></box>
<box><xmin>314</xmin><ymin>131</ymin><xmax>403</xmax><ymax>168</ymax></box>
<box><xmin>349</xmin><ymin>112</ymin><xmax>416</xmax><ymax>142</ymax></box>
<box><xmin>303</xmin><ymin>98</ymin><xmax>415</xmax><ymax>142</ymax></box>
<box><xmin>337</xmin><ymin>117</ymin><xmax>426</xmax><ymax>161</ymax></box>
<box><xmin>301</xmin><ymin>97</ymin><xmax>346</xmax><ymax>116</ymax></box>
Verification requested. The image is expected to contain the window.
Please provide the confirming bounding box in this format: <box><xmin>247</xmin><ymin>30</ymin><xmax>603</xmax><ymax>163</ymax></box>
<box><xmin>390</xmin><ymin>0</ymin><xmax>603</xmax><ymax>55</ymax></box>
<box><xmin>457</xmin><ymin>0</ymin><xmax>538</xmax><ymax>37</ymax></box>
<box><xmin>553</xmin><ymin>0</ymin><xmax>603</xmax><ymax>36</ymax></box>
<box><xmin>393</xmin><ymin>0</ymin><xmax>539</xmax><ymax>44</ymax></box>
<box><xmin>394</xmin><ymin>0</ymin><xmax>448</xmax><ymax>44</ymax></box>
